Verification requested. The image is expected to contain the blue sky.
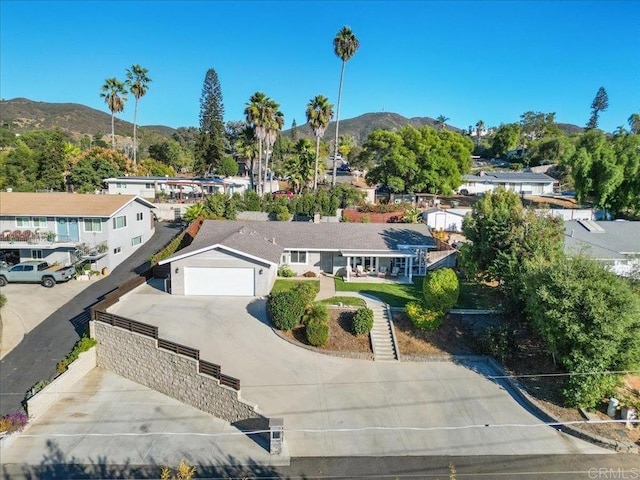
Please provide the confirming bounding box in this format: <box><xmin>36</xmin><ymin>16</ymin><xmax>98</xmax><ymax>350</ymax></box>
<box><xmin>1</xmin><ymin>1</ymin><xmax>638</xmax><ymax>134</ymax></box>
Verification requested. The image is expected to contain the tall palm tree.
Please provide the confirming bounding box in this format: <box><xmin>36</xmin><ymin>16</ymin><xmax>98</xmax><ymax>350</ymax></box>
<box><xmin>434</xmin><ymin>115</ymin><xmax>449</xmax><ymax>131</ymax></box>
<box><xmin>331</xmin><ymin>26</ymin><xmax>360</xmax><ymax>187</ymax></box>
<box><xmin>628</xmin><ymin>113</ymin><xmax>640</xmax><ymax>134</ymax></box>
<box><xmin>306</xmin><ymin>95</ymin><xmax>334</xmax><ymax>190</ymax></box>
<box><xmin>475</xmin><ymin>120</ymin><xmax>485</xmax><ymax>147</ymax></box>
<box><xmin>264</xmin><ymin>103</ymin><xmax>285</xmax><ymax>193</ymax></box>
<box><xmin>100</xmin><ymin>78</ymin><xmax>128</xmax><ymax>150</ymax></box>
<box><xmin>125</xmin><ymin>65</ymin><xmax>151</xmax><ymax>168</ymax></box>
<box><xmin>236</xmin><ymin>126</ymin><xmax>258</xmax><ymax>190</ymax></box>
<box><xmin>244</xmin><ymin>92</ymin><xmax>268</xmax><ymax>194</ymax></box>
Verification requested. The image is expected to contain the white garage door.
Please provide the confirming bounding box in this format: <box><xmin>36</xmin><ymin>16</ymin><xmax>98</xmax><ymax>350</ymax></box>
<box><xmin>184</xmin><ymin>267</ymin><xmax>254</xmax><ymax>296</ymax></box>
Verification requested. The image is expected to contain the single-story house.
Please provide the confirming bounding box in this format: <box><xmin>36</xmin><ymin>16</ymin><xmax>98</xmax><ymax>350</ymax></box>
<box><xmin>0</xmin><ymin>192</ymin><xmax>156</xmax><ymax>271</ymax></box>
<box><xmin>104</xmin><ymin>176</ymin><xmax>251</xmax><ymax>200</ymax></box>
<box><xmin>564</xmin><ymin>220</ymin><xmax>640</xmax><ymax>277</ymax></box>
<box><xmin>159</xmin><ymin>220</ymin><xmax>437</xmax><ymax>296</ymax></box>
<box><xmin>458</xmin><ymin>172</ymin><xmax>557</xmax><ymax>196</ymax></box>
<box><xmin>423</xmin><ymin>208</ymin><xmax>470</xmax><ymax>232</ymax></box>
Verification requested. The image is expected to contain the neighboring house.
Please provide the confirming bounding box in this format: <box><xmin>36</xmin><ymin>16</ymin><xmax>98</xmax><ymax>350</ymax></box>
<box><xmin>458</xmin><ymin>172</ymin><xmax>557</xmax><ymax>196</ymax></box>
<box><xmin>0</xmin><ymin>192</ymin><xmax>156</xmax><ymax>272</ymax></box>
<box><xmin>104</xmin><ymin>176</ymin><xmax>251</xmax><ymax>200</ymax></box>
<box><xmin>564</xmin><ymin>220</ymin><xmax>640</xmax><ymax>277</ymax></box>
<box><xmin>159</xmin><ymin>220</ymin><xmax>437</xmax><ymax>296</ymax></box>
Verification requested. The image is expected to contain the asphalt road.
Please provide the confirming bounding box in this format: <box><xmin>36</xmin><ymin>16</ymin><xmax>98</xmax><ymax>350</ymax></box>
<box><xmin>2</xmin><ymin>454</ymin><xmax>638</xmax><ymax>479</ymax></box>
<box><xmin>0</xmin><ymin>222</ymin><xmax>181</xmax><ymax>416</ymax></box>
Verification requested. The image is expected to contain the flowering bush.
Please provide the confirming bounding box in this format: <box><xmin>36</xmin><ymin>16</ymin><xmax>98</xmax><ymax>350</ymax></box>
<box><xmin>0</xmin><ymin>412</ymin><xmax>28</xmax><ymax>434</ymax></box>
<box><xmin>406</xmin><ymin>302</ymin><xmax>443</xmax><ymax>330</ymax></box>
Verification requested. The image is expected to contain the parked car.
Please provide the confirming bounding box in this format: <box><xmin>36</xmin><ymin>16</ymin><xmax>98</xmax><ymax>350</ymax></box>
<box><xmin>0</xmin><ymin>260</ymin><xmax>76</xmax><ymax>287</ymax></box>
<box><xmin>337</xmin><ymin>163</ymin><xmax>351</xmax><ymax>173</ymax></box>
<box><xmin>272</xmin><ymin>190</ymin><xmax>294</xmax><ymax>200</ymax></box>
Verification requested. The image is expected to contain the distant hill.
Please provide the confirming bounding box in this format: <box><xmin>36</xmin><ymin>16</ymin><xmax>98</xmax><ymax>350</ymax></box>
<box><xmin>287</xmin><ymin>112</ymin><xmax>464</xmax><ymax>145</ymax></box>
<box><xmin>0</xmin><ymin>98</ymin><xmax>175</xmax><ymax>139</ymax></box>
<box><xmin>557</xmin><ymin>123</ymin><xmax>584</xmax><ymax>136</ymax></box>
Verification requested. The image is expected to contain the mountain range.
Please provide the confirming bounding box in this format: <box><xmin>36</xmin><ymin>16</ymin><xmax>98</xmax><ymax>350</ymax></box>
<box><xmin>0</xmin><ymin>97</ymin><xmax>583</xmax><ymax>144</ymax></box>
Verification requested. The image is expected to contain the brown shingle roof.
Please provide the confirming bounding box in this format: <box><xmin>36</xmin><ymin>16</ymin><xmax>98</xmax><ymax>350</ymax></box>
<box><xmin>0</xmin><ymin>192</ymin><xmax>149</xmax><ymax>217</ymax></box>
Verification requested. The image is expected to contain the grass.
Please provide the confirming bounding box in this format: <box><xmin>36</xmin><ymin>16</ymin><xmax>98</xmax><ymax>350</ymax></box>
<box><xmin>334</xmin><ymin>277</ymin><xmax>423</xmax><ymax>307</ymax></box>
<box><xmin>316</xmin><ymin>296</ymin><xmax>367</xmax><ymax>307</ymax></box>
<box><xmin>271</xmin><ymin>279</ymin><xmax>320</xmax><ymax>295</ymax></box>
<box><xmin>456</xmin><ymin>278</ymin><xmax>503</xmax><ymax>310</ymax></box>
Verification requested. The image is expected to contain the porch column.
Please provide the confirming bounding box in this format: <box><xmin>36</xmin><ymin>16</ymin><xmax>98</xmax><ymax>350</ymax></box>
<box><xmin>346</xmin><ymin>256</ymin><xmax>351</xmax><ymax>281</ymax></box>
<box><xmin>375</xmin><ymin>257</ymin><xmax>379</xmax><ymax>272</ymax></box>
<box><xmin>408</xmin><ymin>257</ymin><xmax>413</xmax><ymax>282</ymax></box>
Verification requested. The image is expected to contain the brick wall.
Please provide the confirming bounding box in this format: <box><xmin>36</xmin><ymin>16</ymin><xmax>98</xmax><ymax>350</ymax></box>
<box><xmin>93</xmin><ymin>322</ymin><xmax>258</xmax><ymax>423</ymax></box>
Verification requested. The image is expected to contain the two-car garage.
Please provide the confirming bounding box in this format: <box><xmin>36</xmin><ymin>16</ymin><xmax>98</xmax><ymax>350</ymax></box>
<box><xmin>183</xmin><ymin>267</ymin><xmax>255</xmax><ymax>296</ymax></box>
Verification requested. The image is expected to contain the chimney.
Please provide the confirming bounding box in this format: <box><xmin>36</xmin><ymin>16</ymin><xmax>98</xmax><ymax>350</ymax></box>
<box><xmin>571</xmin><ymin>230</ymin><xmax>574</xmax><ymax>238</ymax></box>
<box><xmin>272</xmin><ymin>237</ymin><xmax>276</xmax><ymax>245</ymax></box>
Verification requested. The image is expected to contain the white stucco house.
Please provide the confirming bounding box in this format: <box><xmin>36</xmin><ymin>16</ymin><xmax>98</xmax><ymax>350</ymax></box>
<box><xmin>458</xmin><ymin>172</ymin><xmax>557</xmax><ymax>196</ymax></box>
<box><xmin>159</xmin><ymin>220</ymin><xmax>438</xmax><ymax>296</ymax></box>
<box><xmin>564</xmin><ymin>220</ymin><xmax>640</xmax><ymax>277</ymax></box>
<box><xmin>104</xmin><ymin>176</ymin><xmax>251</xmax><ymax>200</ymax></box>
<box><xmin>0</xmin><ymin>192</ymin><xmax>156</xmax><ymax>271</ymax></box>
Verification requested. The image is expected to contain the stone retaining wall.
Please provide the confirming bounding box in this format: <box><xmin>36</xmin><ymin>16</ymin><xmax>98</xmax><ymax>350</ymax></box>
<box><xmin>93</xmin><ymin>322</ymin><xmax>258</xmax><ymax>423</ymax></box>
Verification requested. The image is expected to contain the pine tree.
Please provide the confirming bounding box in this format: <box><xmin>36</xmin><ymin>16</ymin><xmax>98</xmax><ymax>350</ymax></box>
<box><xmin>290</xmin><ymin>118</ymin><xmax>298</xmax><ymax>141</ymax></box>
<box><xmin>195</xmin><ymin>68</ymin><xmax>226</xmax><ymax>175</ymax></box>
<box><xmin>586</xmin><ymin>86</ymin><xmax>609</xmax><ymax>130</ymax></box>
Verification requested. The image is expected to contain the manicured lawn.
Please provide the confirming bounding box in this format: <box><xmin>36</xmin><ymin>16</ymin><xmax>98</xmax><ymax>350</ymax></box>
<box><xmin>456</xmin><ymin>278</ymin><xmax>503</xmax><ymax>310</ymax></box>
<box><xmin>316</xmin><ymin>296</ymin><xmax>367</xmax><ymax>307</ymax></box>
<box><xmin>271</xmin><ymin>279</ymin><xmax>320</xmax><ymax>295</ymax></box>
<box><xmin>334</xmin><ymin>277</ymin><xmax>423</xmax><ymax>307</ymax></box>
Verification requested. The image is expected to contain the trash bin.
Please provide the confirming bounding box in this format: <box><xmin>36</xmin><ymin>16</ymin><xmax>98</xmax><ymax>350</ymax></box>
<box><xmin>451</xmin><ymin>200</ymin><xmax>460</xmax><ymax>208</ymax></box>
<box><xmin>607</xmin><ymin>398</ymin><xmax>619</xmax><ymax>418</ymax></box>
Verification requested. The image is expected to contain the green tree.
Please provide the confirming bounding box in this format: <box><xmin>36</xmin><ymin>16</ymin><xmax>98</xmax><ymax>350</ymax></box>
<box><xmin>523</xmin><ymin>256</ymin><xmax>640</xmax><ymax>407</ymax></box>
<box><xmin>137</xmin><ymin>158</ymin><xmax>176</xmax><ymax>177</ymax></box>
<box><xmin>524</xmin><ymin>136</ymin><xmax>575</xmax><ymax>167</ymax></box>
<box><xmin>423</xmin><ymin>268</ymin><xmax>459</xmax><ymax>312</ymax></box>
<box><xmin>244</xmin><ymin>92</ymin><xmax>269</xmax><ymax>194</ymax></box>
<box><xmin>284</xmin><ymin>139</ymin><xmax>316</xmax><ymax>193</ymax></box>
<box><xmin>125</xmin><ymin>64</ymin><xmax>151</xmax><ymax>167</ymax></box>
<box><xmin>586</xmin><ymin>86</ymin><xmax>609</xmax><ymax>130</ymax></box>
<box><xmin>434</xmin><ymin>115</ymin><xmax>449</xmax><ymax>131</ymax></box>
<box><xmin>628</xmin><ymin>113</ymin><xmax>640</xmax><ymax>134</ymax></box>
<box><xmin>1</xmin><ymin>140</ymin><xmax>37</xmax><ymax>191</ymax></box>
<box><xmin>68</xmin><ymin>151</ymin><xmax>123</xmax><ymax>192</ymax></box>
<box><xmin>475</xmin><ymin>120</ymin><xmax>484</xmax><ymax>147</ymax></box>
<box><xmin>490</xmin><ymin>123</ymin><xmax>521</xmax><ymax>158</ymax></box>
<box><xmin>306</xmin><ymin>95</ymin><xmax>334</xmax><ymax>191</ymax></box>
<box><xmin>331</xmin><ymin>25</ymin><xmax>360</xmax><ymax>187</ymax></box>
<box><xmin>236</xmin><ymin>125</ymin><xmax>258</xmax><ymax>189</ymax></box>
<box><xmin>290</xmin><ymin>118</ymin><xmax>298</xmax><ymax>141</ymax></box>
<box><xmin>217</xmin><ymin>156</ymin><xmax>238</xmax><ymax>177</ymax></box>
<box><xmin>37</xmin><ymin>130</ymin><xmax>67</xmax><ymax>191</ymax></box>
<box><xmin>100</xmin><ymin>77</ymin><xmax>128</xmax><ymax>150</ymax></box>
<box><xmin>609</xmin><ymin>132</ymin><xmax>640</xmax><ymax>215</ymax></box>
<box><xmin>195</xmin><ymin>68</ymin><xmax>225</xmax><ymax>175</ymax></box>
<box><xmin>519</xmin><ymin>111</ymin><xmax>561</xmax><ymax>142</ymax></box>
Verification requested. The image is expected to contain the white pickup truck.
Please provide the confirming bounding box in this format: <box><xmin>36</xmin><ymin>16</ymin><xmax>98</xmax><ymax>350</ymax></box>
<box><xmin>0</xmin><ymin>261</ymin><xmax>76</xmax><ymax>288</ymax></box>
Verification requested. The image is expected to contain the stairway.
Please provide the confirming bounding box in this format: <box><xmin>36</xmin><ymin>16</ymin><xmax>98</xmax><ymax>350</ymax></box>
<box><xmin>370</xmin><ymin>306</ymin><xmax>399</xmax><ymax>361</ymax></box>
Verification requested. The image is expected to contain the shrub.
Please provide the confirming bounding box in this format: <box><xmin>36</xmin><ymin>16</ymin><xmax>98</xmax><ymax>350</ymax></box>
<box><xmin>56</xmin><ymin>336</ymin><xmax>97</xmax><ymax>374</ymax></box>
<box><xmin>0</xmin><ymin>412</ymin><xmax>28</xmax><ymax>434</ymax></box>
<box><xmin>275</xmin><ymin>205</ymin><xmax>291</xmax><ymax>221</ymax></box>
<box><xmin>294</xmin><ymin>282</ymin><xmax>317</xmax><ymax>307</ymax></box>
<box><xmin>302</xmin><ymin>304</ymin><xmax>328</xmax><ymax>326</ymax></box>
<box><xmin>562</xmin><ymin>371</ymin><xmax>620</xmax><ymax>409</ymax></box>
<box><xmin>0</xmin><ymin>293</ymin><xmax>6</xmax><ymax>309</ymax></box>
<box><xmin>268</xmin><ymin>290</ymin><xmax>306</xmax><ymax>330</ymax></box>
<box><xmin>480</xmin><ymin>325</ymin><xmax>517</xmax><ymax>363</ymax></box>
<box><xmin>306</xmin><ymin>318</ymin><xmax>329</xmax><ymax>347</ymax></box>
<box><xmin>406</xmin><ymin>302</ymin><xmax>443</xmax><ymax>330</ymax></box>
<box><xmin>278</xmin><ymin>264</ymin><xmax>295</xmax><ymax>277</ymax></box>
<box><xmin>303</xmin><ymin>271</ymin><xmax>317</xmax><ymax>278</ymax></box>
<box><xmin>359</xmin><ymin>214</ymin><xmax>371</xmax><ymax>223</ymax></box>
<box><xmin>423</xmin><ymin>268</ymin><xmax>459</xmax><ymax>313</ymax></box>
<box><xmin>352</xmin><ymin>307</ymin><xmax>374</xmax><ymax>335</ymax></box>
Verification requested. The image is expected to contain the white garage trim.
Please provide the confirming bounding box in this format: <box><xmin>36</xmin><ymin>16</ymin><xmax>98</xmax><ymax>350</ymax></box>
<box><xmin>184</xmin><ymin>267</ymin><xmax>254</xmax><ymax>296</ymax></box>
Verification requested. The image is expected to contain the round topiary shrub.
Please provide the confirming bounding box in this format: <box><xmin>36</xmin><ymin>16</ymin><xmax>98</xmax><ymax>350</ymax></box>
<box><xmin>306</xmin><ymin>318</ymin><xmax>329</xmax><ymax>347</ymax></box>
<box><xmin>406</xmin><ymin>302</ymin><xmax>443</xmax><ymax>330</ymax></box>
<box><xmin>352</xmin><ymin>307</ymin><xmax>374</xmax><ymax>335</ymax></box>
<box><xmin>294</xmin><ymin>282</ymin><xmax>317</xmax><ymax>307</ymax></box>
<box><xmin>268</xmin><ymin>290</ymin><xmax>306</xmax><ymax>331</ymax></box>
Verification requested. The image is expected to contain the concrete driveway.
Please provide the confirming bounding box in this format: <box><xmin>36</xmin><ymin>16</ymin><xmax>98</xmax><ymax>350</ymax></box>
<box><xmin>104</xmin><ymin>282</ymin><xmax>609</xmax><ymax>457</ymax></box>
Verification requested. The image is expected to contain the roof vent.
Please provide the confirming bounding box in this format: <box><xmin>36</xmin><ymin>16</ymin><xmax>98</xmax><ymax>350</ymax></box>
<box><xmin>578</xmin><ymin>220</ymin><xmax>605</xmax><ymax>233</ymax></box>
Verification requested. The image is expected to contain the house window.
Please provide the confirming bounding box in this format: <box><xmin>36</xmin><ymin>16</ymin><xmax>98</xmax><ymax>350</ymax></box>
<box><xmin>31</xmin><ymin>217</ymin><xmax>47</xmax><ymax>228</ymax></box>
<box><xmin>84</xmin><ymin>218</ymin><xmax>102</xmax><ymax>232</ymax></box>
<box><xmin>145</xmin><ymin>183</ymin><xmax>153</xmax><ymax>189</ymax></box>
<box><xmin>131</xmin><ymin>236</ymin><xmax>142</xmax><ymax>246</ymax></box>
<box><xmin>31</xmin><ymin>250</ymin><xmax>43</xmax><ymax>259</ymax></box>
<box><xmin>16</xmin><ymin>217</ymin><xmax>30</xmax><ymax>227</ymax></box>
<box><xmin>113</xmin><ymin>246</ymin><xmax>122</xmax><ymax>254</ymax></box>
<box><xmin>136</xmin><ymin>212</ymin><xmax>143</xmax><ymax>221</ymax></box>
<box><xmin>113</xmin><ymin>215</ymin><xmax>127</xmax><ymax>229</ymax></box>
<box><xmin>290</xmin><ymin>251</ymin><xmax>307</xmax><ymax>264</ymax></box>
<box><xmin>116</xmin><ymin>183</ymin><xmax>125</xmax><ymax>189</ymax></box>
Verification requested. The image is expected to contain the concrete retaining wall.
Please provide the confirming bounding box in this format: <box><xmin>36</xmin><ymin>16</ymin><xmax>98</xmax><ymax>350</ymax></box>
<box><xmin>27</xmin><ymin>347</ymin><xmax>97</xmax><ymax>420</ymax></box>
<box><xmin>93</xmin><ymin>322</ymin><xmax>258</xmax><ymax>423</ymax></box>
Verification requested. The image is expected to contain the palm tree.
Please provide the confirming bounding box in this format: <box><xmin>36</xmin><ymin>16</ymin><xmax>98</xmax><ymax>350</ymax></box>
<box><xmin>236</xmin><ymin>126</ymin><xmax>258</xmax><ymax>190</ymax></box>
<box><xmin>244</xmin><ymin>92</ymin><xmax>268</xmax><ymax>194</ymax></box>
<box><xmin>331</xmin><ymin>26</ymin><xmax>360</xmax><ymax>187</ymax></box>
<box><xmin>306</xmin><ymin>95</ymin><xmax>334</xmax><ymax>190</ymax></box>
<box><xmin>100</xmin><ymin>78</ymin><xmax>128</xmax><ymax>150</ymax></box>
<box><xmin>264</xmin><ymin>103</ymin><xmax>285</xmax><ymax>194</ymax></box>
<box><xmin>434</xmin><ymin>115</ymin><xmax>449</xmax><ymax>131</ymax></box>
<box><xmin>475</xmin><ymin>120</ymin><xmax>485</xmax><ymax>147</ymax></box>
<box><xmin>628</xmin><ymin>113</ymin><xmax>640</xmax><ymax>134</ymax></box>
<box><xmin>125</xmin><ymin>65</ymin><xmax>151</xmax><ymax>168</ymax></box>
